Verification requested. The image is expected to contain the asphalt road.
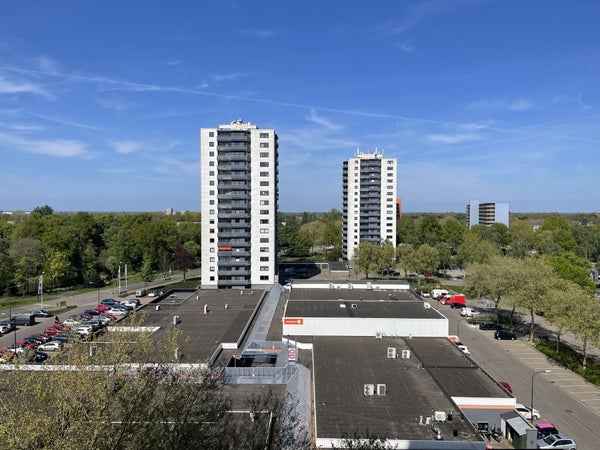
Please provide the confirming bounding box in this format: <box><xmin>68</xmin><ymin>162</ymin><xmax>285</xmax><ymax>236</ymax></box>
<box><xmin>438</xmin><ymin>298</ymin><xmax>600</xmax><ymax>450</ymax></box>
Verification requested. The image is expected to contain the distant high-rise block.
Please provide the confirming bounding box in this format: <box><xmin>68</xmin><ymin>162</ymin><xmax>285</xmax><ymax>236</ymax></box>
<box><xmin>200</xmin><ymin>120</ymin><xmax>278</xmax><ymax>289</ymax></box>
<box><xmin>466</xmin><ymin>200</ymin><xmax>509</xmax><ymax>228</ymax></box>
<box><xmin>342</xmin><ymin>149</ymin><xmax>397</xmax><ymax>262</ymax></box>
<box><xmin>396</xmin><ymin>198</ymin><xmax>402</xmax><ymax>220</ymax></box>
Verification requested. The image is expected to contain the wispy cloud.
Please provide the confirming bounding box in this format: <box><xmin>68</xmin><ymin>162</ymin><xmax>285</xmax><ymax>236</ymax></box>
<box><xmin>27</xmin><ymin>112</ymin><xmax>101</xmax><ymax>130</ymax></box>
<box><xmin>306</xmin><ymin>110</ymin><xmax>343</xmax><ymax>131</ymax></box>
<box><xmin>109</xmin><ymin>139</ymin><xmax>144</xmax><ymax>154</ymax></box>
<box><xmin>552</xmin><ymin>93</ymin><xmax>591</xmax><ymax>111</ymax></box>
<box><xmin>213</xmin><ymin>72</ymin><xmax>246</xmax><ymax>82</ymax></box>
<box><xmin>241</xmin><ymin>29</ymin><xmax>274</xmax><ymax>39</ymax></box>
<box><xmin>395</xmin><ymin>41</ymin><xmax>415</xmax><ymax>53</ymax></box>
<box><xmin>467</xmin><ymin>97</ymin><xmax>535</xmax><ymax>111</ymax></box>
<box><xmin>0</xmin><ymin>76</ymin><xmax>48</xmax><ymax>97</ymax></box>
<box><xmin>162</xmin><ymin>59</ymin><xmax>182</xmax><ymax>66</ymax></box>
<box><xmin>0</xmin><ymin>132</ymin><xmax>90</xmax><ymax>158</ymax></box>
<box><xmin>428</xmin><ymin>133</ymin><xmax>482</xmax><ymax>144</ymax></box>
<box><xmin>383</xmin><ymin>0</ymin><xmax>469</xmax><ymax>34</ymax></box>
<box><xmin>96</xmin><ymin>96</ymin><xmax>137</xmax><ymax>112</ymax></box>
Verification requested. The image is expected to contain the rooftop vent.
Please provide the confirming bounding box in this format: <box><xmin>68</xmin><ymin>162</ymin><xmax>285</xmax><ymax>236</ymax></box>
<box><xmin>434</xmin><ymin>411</ymin><xmax>447</xmax><ymax>422</ymax></box>
<box><xmin>387</xmin><ymin>347</ymin><xmax>397</xmax><ymax>359</ymax></box>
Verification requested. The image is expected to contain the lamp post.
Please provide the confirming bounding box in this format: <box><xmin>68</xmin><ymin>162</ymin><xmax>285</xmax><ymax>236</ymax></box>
<box><xmin>531</xmin><ymin>369</ymin><xmax>551</xmax><ymax>420</ymax></box>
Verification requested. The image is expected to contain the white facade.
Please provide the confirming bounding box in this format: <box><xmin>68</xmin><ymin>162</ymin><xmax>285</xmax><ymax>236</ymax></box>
<box><xmin>200</xmin><ymin>120</ymin><xmax>278</xmax><ymax>289</ymax></box>
<box><xmin>342</xmin><ymin>149</ymin><xmax>397</xmax><ymax>262</ymax></box>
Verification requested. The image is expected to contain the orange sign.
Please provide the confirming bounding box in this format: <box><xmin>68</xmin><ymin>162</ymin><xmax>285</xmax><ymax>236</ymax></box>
<box><xmin>284</xmin><ymin>318</ymin><xmax>303</xmax><ymax>325</ymax></box>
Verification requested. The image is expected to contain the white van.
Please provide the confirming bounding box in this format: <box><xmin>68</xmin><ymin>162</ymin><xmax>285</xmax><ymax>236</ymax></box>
<box><xmin>431</xmin><ymin>289</ymin><xmax>450</xmax><ymax>299</ymax></box>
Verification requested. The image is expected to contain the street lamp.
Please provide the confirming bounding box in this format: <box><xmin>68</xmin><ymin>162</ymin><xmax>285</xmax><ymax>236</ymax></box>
<box><xmin>531</xmin><ymin>369</ymin><xmax>551</xmax><ymax>420</ymax></box>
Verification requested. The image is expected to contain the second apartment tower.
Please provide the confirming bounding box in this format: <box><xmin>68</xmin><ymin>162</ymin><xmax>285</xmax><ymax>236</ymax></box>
<box><xmin>342</xmin><ymin>149</ymin><xmax>397</xmax><ymax>262</ymax></box>
<box><xmin>200</xmin><ymin>120</ymin><xmax>278</xmax><ymax>289</ymax></box>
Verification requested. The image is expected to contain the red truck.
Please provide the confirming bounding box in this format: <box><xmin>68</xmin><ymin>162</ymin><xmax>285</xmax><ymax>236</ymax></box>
<box><xmin>445</xmin><ymin>294</ymin><xmax>466</xmax><ymax>308</ymax></box>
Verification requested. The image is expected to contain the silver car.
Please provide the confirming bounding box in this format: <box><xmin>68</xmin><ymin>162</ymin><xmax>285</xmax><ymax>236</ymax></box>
<box><xmin>536</xmin><ymin>433</ymin><xmax>576</xmax><ymax>449</ymax></box>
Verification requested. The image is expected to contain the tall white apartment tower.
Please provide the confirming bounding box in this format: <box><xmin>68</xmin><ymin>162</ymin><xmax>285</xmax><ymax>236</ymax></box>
<box><xmin>200</xmin><ymin>120</ymin><xmax>278</xmax><ymax>289</ymax></box>
<box><xmin>342</xmin><ymin>149</ymin><xmax>397</xmax><ymax>262</ymax></box>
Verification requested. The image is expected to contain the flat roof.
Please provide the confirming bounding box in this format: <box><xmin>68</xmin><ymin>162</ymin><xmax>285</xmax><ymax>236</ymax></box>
<box><xmin>285</xmin><ymin>299</ymin><xmax>442</xmax><ymax>319</ymax></box>
<box><xmin>289</xmin><ymin>287</ymin><xmax>417</xmax><ymax>302</ymax></box>
<box><xmin>138</xmin><ymin>289</ymin><xmax>263</xmax><ymax>363</ymax></box>
<box><xmin>312</xmin><ymin>336</ymin><xmax>480</xmax><ymax>442</ymax></box>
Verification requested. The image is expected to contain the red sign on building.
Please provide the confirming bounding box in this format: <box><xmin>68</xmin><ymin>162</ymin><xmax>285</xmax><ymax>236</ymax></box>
<box><xmin>284</xmin><ymin>318</ymin><xmax>303</xmax><ymax>325</ymax></box>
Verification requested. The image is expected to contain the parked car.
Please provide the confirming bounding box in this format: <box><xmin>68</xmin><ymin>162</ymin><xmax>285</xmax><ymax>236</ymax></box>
<box><xmin>75</xmin><ymin>326</ymin><xmax>93</xmax><ymax>337</ymax></box>
<box><xmin>37</xmin><ymin>341</ymin><xmax>64</xmax><ymax>352</ymax></box>
<box><xmin>31</xmin><ymin>309</ymin><xmax>53</xmax><ymax>318</ymax></box>
<box><xmin>479</xmin><ymin>322</ymin><xmax>504</xmax><ymax>331</ymax></box>
<box><xmin>499</xmin><ymin>381</ymin><xmax>513</xmax><ymax>393</ymax></box>
<box><xmin>28</xmin><ymin>333</ymin><xmax>52</xmax><ymax>343</ymax></box>
<box><xmin>62</xmin><ymin>318</ymin><xmax>80</xmax><ymax>327</ymax></box>
<box><xmin>108</xmin><ymin>308</ymin><xmax>128</xmax><ymax>317</ymax></box>
<box><xmin>30</xmin><ymin>350</ymin><xmax>49</xmax><ymax>363</ymax></box>
<box><xmin>494</xmin><ymin>330</ymin><xmax>517</xmax><ymax>340</ymax></box>
<box><xmin>100</xmin><ymin>298</ymin><xmax>118</xmax><ymax>306</ymax></box>
<box><xmin>536</xmin><ymin>422</ymin><xmax>559</xmax><ymax>439</ymax></box>
<box><xmin>43</xmin><ymin>327</ymin><xmax>61</xmax><ymax>336</ymax></box>
<box><xmin>84</xmin><ymin>308</ymin><xmax>100</xmax><ymax>316</ymax></box>
<box><xmin>515</xmin><ymin>403</ymin><xmax>540</xmax><ymax>420</ymax></box>
<box><xmin>0</xmin><ymin>324</ymin><xmax>13</xmax><ymax>334</ymax></box>
<box><xmin>536</xmin><ymin>434</ymin><xmax>576</xmax><ymax>449</ymax></box>
<box><xmin>460</xmin><ymin>307</ymin><xmax>480</xmax><ymax>317</ymax></box>
<box><xmin>52</xmin><ymin>333</ymin><xmax>70</xmax><ymax>343</ymax></box>
<box><xmin>13</xmin><ymin>314</ymin><xmax>35</xmax><ymax>326</ymax></box>
<box><xmin>454</xmin><ymin>341</ymin><xmax>470</xmax><ymax>355</ymax></box>
<box><xmin>420</xmin><ymin>291</ymin><xmax>431</xmax><ymax>298</ymax></box>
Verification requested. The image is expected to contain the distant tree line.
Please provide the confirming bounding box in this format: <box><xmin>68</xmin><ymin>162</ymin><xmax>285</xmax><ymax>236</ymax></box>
<box><xmin>0</xmin><ymin>206</ymin><xmax>201</xmax><ymax>296</ymax></box>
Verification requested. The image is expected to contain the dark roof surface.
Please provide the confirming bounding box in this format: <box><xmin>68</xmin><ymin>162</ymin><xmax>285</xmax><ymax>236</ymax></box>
<box><xmin>139</xmin><ymin>289</ymin><xmax>263</xmax><ymax>363</ymax></box>
<box><xmin>285</xmin><ymin>299</ymin><xmax>442</xmax><ymax>319</ymax></box>
<box><xmin>313</xmin><ymin>336</ymin><xmax>480</xmax><ymax>442</ymax></box>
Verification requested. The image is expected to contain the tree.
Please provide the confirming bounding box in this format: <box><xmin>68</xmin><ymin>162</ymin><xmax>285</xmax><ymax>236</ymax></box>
<box><xmin>377</xmin><ymin>242</ymin><xmax>396</xmax><ymax>274</ymax></box>
<box><xmin>417</xmin><ymin>216</ymin><xmax>443</xmax><ymax>246</ymax></box>
<box><xmin>413</xmin><ymin>244</ymin><xmax>439</xmax><ymax>281</ymax></box>
<box><xmin>353</xmin><ymin>242</ymin><xmax>379</xmax><ymax>279</ymax></box>
<box><xmin>395</xmin><ymin>244</ymin><xmax>415</xmax><ymax>277</ymax></box>
<box><xmin>570</xmin><ymin>292</ymin><xmax>600</xmax><ymax>370</ymax></box>
<box><xmin>396</xmin><ymin>216</ymin><xmax>418</xmax><ymax>245</ymax></box>
<box><xmin>543</xmin><ymin>281</ymin><xmax>583</xmax><ymax>353</ymax></box>
<box><xmin>300</xmin><ymin>221</ymin><xmax>325</xmax><ymax>255</ymax></box>
<box><xmin>507</xmin><ymin>218</ymin><xmax>535</xmax><ymax>258</ymax></box>
<box><xmin>139</xmin><ymin>258</ymin><xmax>156</xmax><ymax>289</ymax></box>
<box><xmin>456</xmin><ymin>233</ymin><xmax>499</xmax><ymax>267</ymax></box>
<box><xmin>171</xmin><ymin>241</ymin><xmax>195</xmax><ymax>281</ymax></box>
<box><xmin>440</xmin><ymin>217</ymin><xmax>465</xmax><ymax>254</ymax></box>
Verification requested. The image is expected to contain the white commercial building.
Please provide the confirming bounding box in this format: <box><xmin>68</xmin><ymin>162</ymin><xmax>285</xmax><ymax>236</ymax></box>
<box><xmin>342</xmin><ymin>149</ymin><xmax>397</xmax><ymax>262</ymax></box>
<box><xmin>200</xmin><ymin>120</ymin><xmax>278</xmax><ymax>289</ymax></box>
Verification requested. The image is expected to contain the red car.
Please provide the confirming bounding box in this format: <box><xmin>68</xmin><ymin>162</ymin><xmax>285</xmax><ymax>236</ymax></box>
<box><xmin>95</xmin><ymin>304</ymin><xmax>111</xmax><ymax>312</ymax></box>
<box><xmin>99</xmin><ymin>312</ymin><xmax>117</xmax><ymax>320</ymax></box>
<box><xmin>43</xmin><ymin>327</ymin><xmax>60</xmax><ymax>336</ymax></box>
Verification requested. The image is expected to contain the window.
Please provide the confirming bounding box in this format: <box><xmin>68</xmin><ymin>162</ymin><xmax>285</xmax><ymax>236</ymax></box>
<box><xmin>210</xmin><ymin>257</ymin><xmax>215</xmax><ymax>262</ymax></box>
<box><xmin>260</xmin><ymin>200</ymin><xmax>269</xmax><ymax>205</ymax></box>
<box><xmin>260</xmin><ymin>171</ymin><xmax>269</xmax><ymax>177</ymax></box>
<box><xmin>209</xmin><ymin>161</ymin><xmax>214</xmax><ymax>166</ymax></box>
<box><xmin>260</xmin><ymin>152</ymin><xmax>269</xmax><ymax>157</ymax></box>
<box><xmin>209</xmin><ymin>209</ymin><xmax>215</xmax><ymax>214</ymax></box>
<box><xmin>260</xmin><ymin>238</ymin><xmax>269</xmax><ymax>243</ymax></box>
<box><xmin>260</xmin><ymin>181</ymin><xmax>269</xmax><ymax>186</ymax></box>
<box><xmin>209</xmin><ymin>151</ymin><xmax>214</xmax><ymax>157</ymax></box>
<box><xmin>260</xmin><ymin>219</ymin><xmax>269</xmax><ymax>224</ymax></box>
<box><xmin>210</xmin><ymin>219</ymin><xmax>215</xmax><ymax>224</ymax></box>
<box><xmin>260</xmin><ymin>132</ymin><xmax>269</xmax><ymax>138</ymax></box>
<box><xmin>260</xmin><ymin>275</ymin><xmax>269</xmax><ymax>281</ymax></box>
<box><xmin>209</xmin><ymin>171</ymin><xmax>214</xmax><ymax>176</ymax></box>
<box><xmin>260</xmin><ymin>209</ymin><xmax>269</xmax><ymax>214</ymax></box>
<box><xmin>260</xmin><ymin>247</ymin><xmax>269</xmax><ymax>252</ymax></box>
<box><xmin>209</xmin><ymin>131</ymin><xmax>214</xmax><ymax>137</ymax></box>
<box><xmin>260</xmin><ymin>162</ymin><xmax>269</xmax><ymax>167</ymax></box>
<box><xmin>260</xmin><ymin>257</ymin><xmax>269</xmax><ymax>262</ymax></box>
<box><xmin>209</xmin><ymin>190</ymin><xmax>214</xmax><ymax>195</ymax></box>
<box><xmin>210</xmin><ymin>276</ymin><xmax>215</xmax><ymax>281</ymax></box>
<box><xmin>260</xmin><ymin>143</ymin><xmax>269</xmax><ymax>148</ymax></box>
<box><xmin>209</xmin><ymin>180</ymin><xmax>214</xmax><ymax>186</ymax></box>
<box><xmin>260</xmin><ymin>266</ymin><xmax>269</xmax><ymax>271</ymax></box>
<box><xmin>209</xmin><ymin>228</ymin><xmax>214</xmax><ymax>233</ymax></box>
<box><xmin>209</xmin><ymin>200</ymin><xmax>215</xmax><ymax>205</ymax></box>
<box><xmin>209</xmin><ymin>142</ymin><xmax>214</xmax><ymax>147</ymax></box>
<box><xmin>260</xmin><ymin>228</ymin><xmax>269</xmax><ymax>234</ymax></box>
<box><xmin>209</xmin><ymin>238</ymin><xmax>215</xmax><ymax>243</ymax></box>
<box><xmin>260</xmin><ymin>191</ymin><xmax>269</xmax><ymax>196</ymax></box>
<box><xmin>210</xmin><ymin>267</ymin><xmax>215</xmax><ymax>272</ymax></box>
<box><xmin>210</xmin><ymin>248</ymin><xmax>215</xmax><ymax>253</ymax></box>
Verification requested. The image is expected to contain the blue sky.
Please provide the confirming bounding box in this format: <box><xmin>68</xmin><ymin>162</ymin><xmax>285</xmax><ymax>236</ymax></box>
<box><xmin>0</xmin><ymin>1</ymin><xmax>598</xmax><ymax>213</ymax></box>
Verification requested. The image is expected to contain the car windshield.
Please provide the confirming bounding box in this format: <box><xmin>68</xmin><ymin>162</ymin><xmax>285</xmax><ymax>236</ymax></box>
<box><xmin>543</xmin><ymin>435</ymin><xmax>558</xmax><ymax>444</ymax></box>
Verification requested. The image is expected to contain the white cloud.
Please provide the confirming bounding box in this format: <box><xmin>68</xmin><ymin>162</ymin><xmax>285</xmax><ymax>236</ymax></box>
<box><xmin>241</xmin><ymin>29</ymin><xmax>274</xmax><ymax>39</ymax></box>
<box><xmin>395</xmin><ymin>41</ymin><xmax>415</xmax><ymax>53</ymax></box>
<box><xmin>213</xmin><ymin>72</ymin><xmax>245</xmax><ymax>82</ymax></box>
<box><xmin>110</xmin><ymin>139</ymin><xmax>143</xmax><ymax>154</ymax></box>
<box><xmin>96</xmin><ymin>96</ymin><xmax>137</xmax><ymax>112</ymax></box>
<box><xmin>0</xmin><ymin>132</ymin><xmax>89</xmax><ymax>157</ymax></box>
<box><xmin>306</xmin><ymin>110</ymin><xmax>343</xmax><ymax>131</ymax></box>
<box><xmin>467</xmin><ymin>97</ymin><xmax>535</xmax><ymax>111</ymax></box>
<box><xmin>428</xmin><ymin>133</ymin><xmax>482</xmax><ymax>144</ymax></box>
<box><xmin>0</xmin><ymin>76</ymin><xmax>48</xmax><ymax>97</ymax></box>
<box><xmin>36</xmin><ymin>56</ymin><xmax>60</xmax><ymax>74</ymax></box>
